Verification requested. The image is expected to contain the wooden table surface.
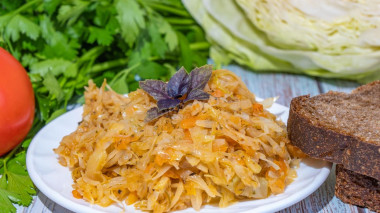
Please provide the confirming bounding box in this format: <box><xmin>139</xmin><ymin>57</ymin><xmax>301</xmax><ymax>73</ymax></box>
<box><xmin>18</xmin><ymin>64</ymin><xmax>374</xmax><ymax>213</ymax></box>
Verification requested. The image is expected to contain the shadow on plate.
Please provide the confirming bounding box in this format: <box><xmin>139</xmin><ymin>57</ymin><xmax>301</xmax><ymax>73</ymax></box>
<box><xmin>37</xmin><ymin>192</ymin><xmax>74</xmax><ymax>213</ymax></box>
<box><xmin>279</xmin><ymin>164</ymin><xmax>336</xmax><ymax>213</ymax></box>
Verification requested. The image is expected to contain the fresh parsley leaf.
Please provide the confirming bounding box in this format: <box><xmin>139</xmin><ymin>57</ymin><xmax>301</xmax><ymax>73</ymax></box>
<box><xmin>42</xmin><ymin>37</ymin><xmax>79</xmax><ymax>60</ymax></box>
<box><xmin>43</xmin><ymin>72</ymin><xmax>65</xmax><ymax>101</ymax></box>
<box><xmin>30</xmin><ymin>59</ymin><xmax>74</xmax><ymax>77</ymax></box>
<box><xmin>6</xmin><ymin>172</ymin><xmax>36</xmax><ymax>206</ymax></box>
<box><xmin>6</xmin><ymin>152</ymin><xmax>28</xmax><ymax>175</ymax></box>
<box><xmin>36</xmin><ymin>95</ymin><xmax>52</xmax><ymax>121</ymax></box>
<box><xmin>39</xmin><ymin>16</ymin><xmax>79</xmax><ymax>59</ymax></box>
<box><xmin>87</xmin><ymin>26</ymin><xmax>114</xmax><ymax>46</ymax></box>
<box><xmin>21</xmin><ymin>54</ymin><xmax>38</xmax><ymax>67</ymax></box>
<box><xmin>21</xmin><ymin>41</ymin><xmax>37</xmax><ymax>51</ymax></box>
<box><xmin>40</xmin><ymin>15</ymin><xmax>80</xmax><ymax>59</ymax></box>
<box><xmin>127</xmin><ymin>81</ymin><xmax>140</xmax><ymax>92</ymax></box>
<box><xmin>105</xmin><ymin>16</ymin><xmax>119</xmax><ymax>34</ymax></box>
<box><xmin>39</xmin><ymin>15</ymin><xmax>57</xmax><ymax>40</ymax></box>
<box><xmin>0</xmin><ymin>150</ymin><xmax>37</xmax><ymax>212</ymax></box>
<box><xmin>57</xmin><ymin>1</ymin><xmax>90</xmax><ymax>26</ymax></box>
<box><xmin>128</xmin><ymin>42</ymin><xmax>152</xmax><ymax>67</ymax></box>
<box><xmin>148</xmin><ymin>22</ymin><xmax>167</xmax><ymax>58</ymax></box>
<box><xmin>0</xmin><ymin>14</ymin><xmax>12</xmax><ymax>31</ymax></box>
<box><xmin>46</xmin><ymin>108</ymin><xmax>67</xmax><ymax>123</ymax></box>
<box><xmin>43</xmin><ymin>0</ymin><xmax>61</xmax><ymax>16</ymax></box>
<box><xmin>0</xmin><ymin>0</ymin><xmax>24</xmax><ymax>13</ymax></box>
<box><xmin>21</xmin><ymin>139</ymin><xmax>32</xmax><ymax>149</ymax></box>
<box><xmin>65</xmin><ymin>20</ymin><xmax>86</xmax><ymax>40</ymax></box>
<box><xmin>0</xmin><ymin>188</ymin><xmax>17</xmax><ymax>213</ymax></box>
<box><xmin>109</xmin><ymin>72</ymin><xmax>129</xmax><ymax>94</ymax></box>
<box><xmin>65</xmin><ymin>63</ymin><xmax>78</xmax><ymax>78</ymax></box>
<box><xmin>115</xmin><ymin>0</ymin><xmax>145</xmax><ymax>46</ymax></box>
<box><xmin>5</xmin><ymin>14</ymin><xmax>40</xmax><ymax>41</ymax></box>
<box><xmin>156</xmin><ymin>16</ymin><xmax>178</xmax><ymax>51</ymax></box>
<box><xmin>177</xmin><ymin>32</ymin><xmax>193</xmax><ymax>71</ymax></box>
<box><xmin>0</xmin><ymin>174</ymin><xmax>6</xmax><ymax>187</ymax></box>
<box><xmin>93</xmin><ymin>4</ymin><xmax>110</xmax><ymax>27</ymax></box>
<box><xmin>134</xmin><ymin>61</ymin><xmax>168</xmax><ymax>80</ymax></box>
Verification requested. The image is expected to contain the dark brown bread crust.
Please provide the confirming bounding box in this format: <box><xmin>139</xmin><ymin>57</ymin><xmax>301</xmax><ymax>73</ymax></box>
<box><xmin>335</xmin><ymin>165</ymin><xmax>380</xmax><ymax>212</ymax></box>
<box><xmin>287</xmin><ymin>82</ymin><xmax>380</xmax><ymax>180</ymax></box>
<box><xmin>353</xmin><ymin>80</ymin><xmax>380</xmax><ymax>94</ymax></box>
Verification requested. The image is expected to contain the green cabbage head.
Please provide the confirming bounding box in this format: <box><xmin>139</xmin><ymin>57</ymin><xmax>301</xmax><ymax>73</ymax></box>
<box><xmin>183</xmin><ymin>0</ymin><xmax>380</xmax><ymax>83</ymax></box>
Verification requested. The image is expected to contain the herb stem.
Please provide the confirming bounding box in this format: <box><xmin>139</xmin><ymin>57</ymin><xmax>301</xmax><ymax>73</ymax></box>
<box><xmin>172</xmin><ymin>25</ymin><xmax>199</xmax><ymax>31</ymax></box>
<box><xmin>4</xmin><ymin>144</ymin><xmax>20</xmax><ymax>163</ymax></box>
<box><xmin>148</xmin><ymin>56</ymin><xmax>160</xmax><ymax>61</ymax></box>
<box><xmin>190</xmin><ymin>42</ymin><xmax>210</xmax><ymax>50</ymax></box>
<box><xmin>2</xmin><ymin>143</ymin><xmax>22</xmax><ymax>172</ymax></box>
<box><xmin>78</xmin><ymin>46</ymin><xmax>106</xmax><ymax>64</ymax></box>
<box><xmin>145</xmin><ymin>2</ymin><xmax>190</xmax><ymax>17</ymax></box>
<box><xmin>1</xmin><ymin>159</ymin><xmax>5</xmax><ymax>174</ymax></box>
<box><xmin>4</xmin><ymin>38</ymin><xmax>15</xmax><ymax>56</ymax></box>
<box><xmin>11</xmin><ymin>0</ymin><xmax>42</xmax><ymax>15</ymax></box>
<box><xmin>90</xmin><ymin>55</ymin><xmax>163</xmax><ymax>74</ymax></box>
<box><xmin>122</xmin><ymin>62</ymin><xmax>141</xmax><ymax>75</ymax></box>
<box><xmin>90</xmin><ymin>58</ymin><xmax>129</xmax><ymax>73</ymax></box>
<box><xmin>109</xmin><ymin>62</ymin><xmax>141</xmax><ymax>88</ymax></box>
<box><xmin>164</xmin><ymin>18</ymin><xmax>194</xmax><ymax>25</ymax></box>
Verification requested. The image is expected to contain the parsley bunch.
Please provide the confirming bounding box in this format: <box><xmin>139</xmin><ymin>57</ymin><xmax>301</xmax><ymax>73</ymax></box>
<box><xmin>0</xmin><ymin>0</ymin><xmax>210</xmax><ymax>211</ymax></box>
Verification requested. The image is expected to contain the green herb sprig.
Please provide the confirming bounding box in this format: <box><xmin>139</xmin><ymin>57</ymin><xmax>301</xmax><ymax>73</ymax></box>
<box><xmin>0</xmin><ymin>142</ymin><xmax>35</xmax><ymax>213</ymax></box>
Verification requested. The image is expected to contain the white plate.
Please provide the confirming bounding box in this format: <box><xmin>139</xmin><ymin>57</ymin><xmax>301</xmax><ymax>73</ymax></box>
<box><xmin>26</xmin><ymin>100</ymin><xmax>331</xmax><ymax>213</ymax></box>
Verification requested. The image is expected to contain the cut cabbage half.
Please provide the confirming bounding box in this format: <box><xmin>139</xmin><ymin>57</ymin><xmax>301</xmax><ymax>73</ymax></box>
<box><xmin>183</xmin><ymin>0</ymin><xmax>380</xmax><ymax>83</ymax></box>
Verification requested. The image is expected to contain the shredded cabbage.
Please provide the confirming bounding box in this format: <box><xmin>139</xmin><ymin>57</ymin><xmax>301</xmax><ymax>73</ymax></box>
<box><xmin>54</xmin><ymin>70</ymin><xmax>304</xmax><ymax>212</ymax></box>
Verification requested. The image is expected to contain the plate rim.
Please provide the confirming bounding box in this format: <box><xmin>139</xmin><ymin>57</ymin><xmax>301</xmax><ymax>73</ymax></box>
<box><xmin>26</xmin><ymin>100</ymin><xmax>332</xmax><ymax>213</ymax></box>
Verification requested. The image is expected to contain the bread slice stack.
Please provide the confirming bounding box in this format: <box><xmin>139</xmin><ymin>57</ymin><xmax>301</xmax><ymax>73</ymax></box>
<box><xmin>287</xmin><ymin>80</ymin><xmax>380</xmax><ymax>212</ymax></box>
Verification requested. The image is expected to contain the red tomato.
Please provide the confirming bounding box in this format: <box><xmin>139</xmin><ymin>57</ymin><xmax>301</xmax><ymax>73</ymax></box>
<box><xmin>0</xmin><ymin>47</ymin><xmax>35</xmax><ymax>156</ymax></box>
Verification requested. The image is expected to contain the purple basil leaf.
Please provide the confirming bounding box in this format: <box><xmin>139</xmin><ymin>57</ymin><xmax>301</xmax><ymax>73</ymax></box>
<box><xmin>184</xmin><ymin>89</ymin><xmax>210</xmax><ymax>103</ymax></box>
<box><xmin>139</xmin><ymin>80</ymin><xmax>169</xmax><ymax>101</ymax></box>
<box><xmin>167</xmin><ymin>67</ymin><xmax>190</xmax><ymax>98</ymax></box>
<box><xmin>145</xmin><ymin>107</ymin><xmax>170</xmax><ymax>122</ymax></box>
<box><xmin>157</xmin><ymin>98</ymin><xmax>181</xmax><ymax>110</ymax></box>
<box><xmin>188</xmin><ymin>65</ymin><xmax>212</xmax><ymax>91</ymax></box>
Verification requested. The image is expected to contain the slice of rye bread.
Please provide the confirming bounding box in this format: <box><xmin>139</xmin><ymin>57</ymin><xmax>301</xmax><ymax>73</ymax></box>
<box><xmin>335</xmin><ymin>164</ymin><xmax>380</xmax><ymax>212</ymax></box>
<box><xmin>287</xmin><ymin>80</ymin><xmax>380</xmax><ymax>180</ymax></box>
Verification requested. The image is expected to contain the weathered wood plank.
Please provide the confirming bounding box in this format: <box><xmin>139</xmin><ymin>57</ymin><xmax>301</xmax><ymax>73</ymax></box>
<box><xmin>226</xmin><ymin>64</ymin><xmax>320</xmax><ymax>107</ymax></box>
<box><xmin>317</xmin><ymin>78</ymin><xmax>360</xmax><ymax>93</ymax></box>
<box><xmin>17</xmin><ymin>192</ymin><xmax>73</xmax><ymax>213</ymax></box>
